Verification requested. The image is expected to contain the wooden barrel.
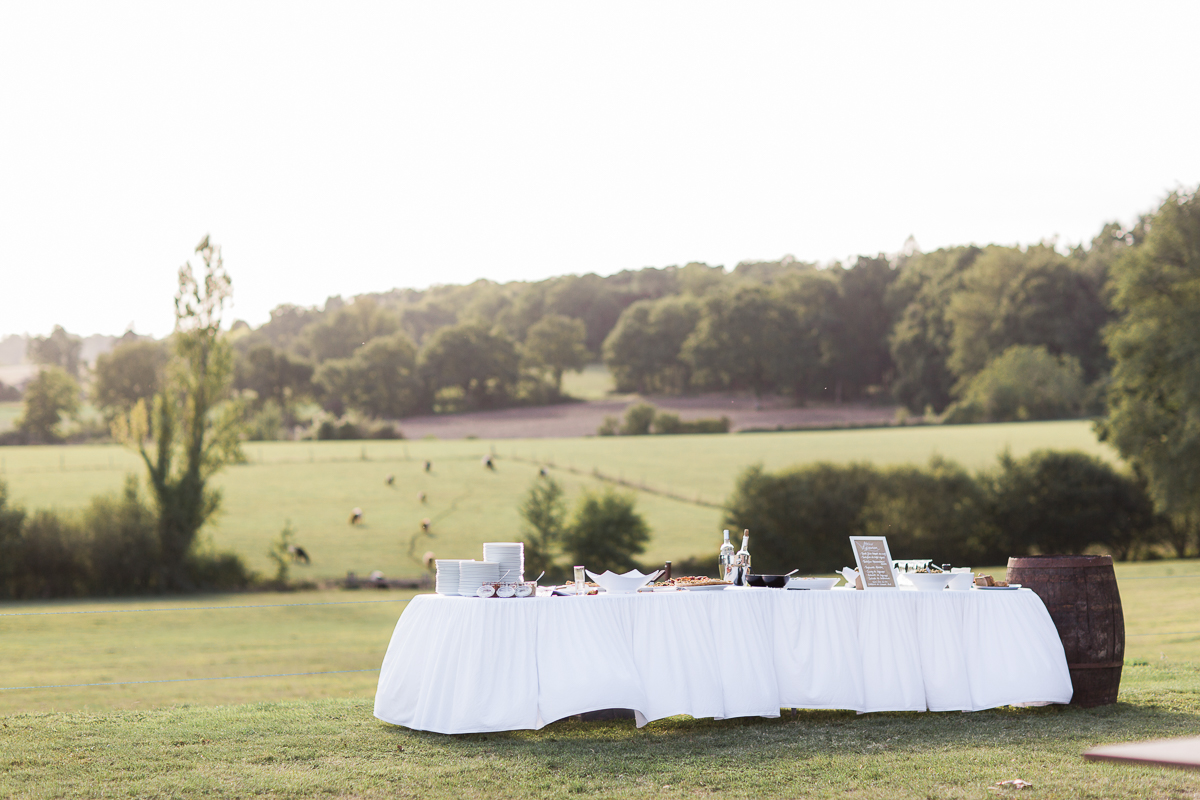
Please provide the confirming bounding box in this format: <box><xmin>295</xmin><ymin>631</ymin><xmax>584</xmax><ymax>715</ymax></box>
<box><xmin>1007</xmin><ymin>555</ymin><xmax>1124</xmax><ymax>707</ymax></box>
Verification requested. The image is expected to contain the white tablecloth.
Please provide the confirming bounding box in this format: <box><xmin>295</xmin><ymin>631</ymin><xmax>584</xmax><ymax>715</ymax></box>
<box><xmin>374</xmin><ymin>588</ymin><xmax>1072</xmax><ymax>734</ymax></box>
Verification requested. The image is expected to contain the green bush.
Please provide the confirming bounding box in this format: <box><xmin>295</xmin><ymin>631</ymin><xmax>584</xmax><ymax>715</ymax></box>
<box><xmin>724</xmin><ymin>450</ymin><xmax>1162</xmax><ymax>573</ymax></box>
<box><xmin>561</xmin><ymin>488</ymin><xmax>650</xmax><ymax>574</ymax></box>
<box><xmin>620</xmin><ymin>403</ymin><xmax>656</xmax><ymax>435</ymax></box>
<box><xmin>988</xmin><ymin>450</ymin><xmax>1162</xmax><ymax>561</ymax></box>
<box><xmin>945</xmin><ymin>345</ymin><xmax>1086</xmax><ymax>423</ymax></box>
<box><xmin>652</xmin><ymin>412</ymin><xmax>730</xmax><ymax>434</ymax></box>
<box><xmin>84</xmin><ymin>475</ymin><xmax>161</xmax><ymax>595</ymax></box>
<box><xmin>0</xmin><ymin>478</ymin><xmax>253</xmax><ymax>599</ymax></box>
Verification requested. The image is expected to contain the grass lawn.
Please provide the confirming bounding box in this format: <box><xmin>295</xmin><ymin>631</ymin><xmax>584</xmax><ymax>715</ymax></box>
<box><xmin>2</xmin><ymin>665</ymin><xmax>1198</xmax><ymax>798</ymax></box>
<box><xmin>0</xmin><ymin>421</ymin><xmax>1117</xmax><ymax>581</ymax></box>
<box><xmin>560</xmin><ymin>363</ymin><xmax>619</xmax><ymax>401</ymax></box>
<box><xmin>2</xmin><ymin>562</ymin><xmax>1199</xmax><ymax>797</ymax></box>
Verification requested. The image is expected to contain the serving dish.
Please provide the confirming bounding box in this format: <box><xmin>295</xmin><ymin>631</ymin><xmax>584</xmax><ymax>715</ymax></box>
<box><xmin>902</xmin><ymin>572</ymin><xmax>954</xmax><ymax>592</ymax></box>
<box><xmin>585</xmin><ymin>569</ymin><xmax>662</xmax><ymax>594</ymax></box>
<box><xmin>746</xmin><ymin>574</ymin><xmax>791</xmax><ymax>588</ymax></box>
<box><xmin>786</xmin><ymin>576</ymin><xmax>840</xmax><ymax>591</ymax></box>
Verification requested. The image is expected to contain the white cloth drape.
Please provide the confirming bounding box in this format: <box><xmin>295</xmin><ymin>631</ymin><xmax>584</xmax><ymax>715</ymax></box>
<box><xmin>374</xmin><ymin>588</ymin><xmax>1072</xmax><ymax>734</ymax></box>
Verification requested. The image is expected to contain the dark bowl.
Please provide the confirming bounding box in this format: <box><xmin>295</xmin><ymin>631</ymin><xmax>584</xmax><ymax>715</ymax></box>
<box><xmin>746</xmin><ymin>574</ymin><xmax>790</xmax><ymax>588</ymax></box>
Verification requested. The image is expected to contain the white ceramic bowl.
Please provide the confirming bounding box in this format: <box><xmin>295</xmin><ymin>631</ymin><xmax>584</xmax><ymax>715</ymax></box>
<box><xmin>946</xmin><ymin>572</ymin><xmax>975</xmax><ymax>591</ymax></box>
<box><xmin>904</xmin><ymin>572</ymin><xmax>954</xmax><ymax>592</ymax></box>
<box><xmin>786</xmin><ymin>576</ymin><xmax>840</xmax><ymax>591</ymax></box>
<box><xmin>585</xmin><ymin>569</ymin><xmax>661</xmax><ymax>594</ymax></box>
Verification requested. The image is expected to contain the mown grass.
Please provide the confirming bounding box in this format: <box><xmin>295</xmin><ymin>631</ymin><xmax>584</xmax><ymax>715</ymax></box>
<box><xmin>0</xmin><ymin>421</ymin><xmax>1116</xmax><ymax>581</ymax></box>
<box><xmin>2</xmin><ymin>665</ymin><xmax>1199</xmax><ymax>799</ymax></box>
<box><xmin>560</xmin><ymin>363</ymin><xmax>619</xmax><ymax>400</ymax></box>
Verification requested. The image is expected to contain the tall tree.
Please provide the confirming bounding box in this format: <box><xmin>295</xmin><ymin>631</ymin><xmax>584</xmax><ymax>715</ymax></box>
<box><xmin>28</xmin><ymin>325</ymin><xmax>83</xmax><ymax>378</ymax></box>
<box><xmin>17</xmin><ymin>367</ymin><xmax>79</xmax><ymax>442</ymax></box>
<box><xmin>1099</xmin><ymin>189</ymin><xmax>1200</xmax><ymax>556</ymax></box>
<box><xmin>522</xmin><ymin>314</ymin><xmax>589</xmax><ymax>393</ymax></box>
<box><xmin>603</xmin><ymin>296</ymin><xmax>702</xmax><ymax>394</ymax></box>
<box><xmin>681</xmin><ymin>285</ymin><xmax>808</xmax><ymax>400</ymax></box>
<box><xmin>235</xmin><ymin>344</ymin><xmax>314</xmax><ymax>416</ymax></box>
<box><xmin>315</xmin><ymin>332</ymin><xmax>420</xmax><ymax>418</ymax></box>
<box><xmin>946</xmin><ymin>245</ymin><xmax>1109</xmax><ymax>385</ymax></box>
<box><xmin>300</xmin><ymin>298</ymin><xmax>401</xmax><ymax>362</ymax></box>
<box><xmin>518</xmin><ymin>475</ymin><xmax>567</xmax><ymax>580</ymax></box>
<box><xmin>93</xmin><ymin>340</ymin><xmax>169</xmax><ymax>419</ymax></box>
<box><xmin>418</xmin><ymin>323</ymin><xmax>519</xmax><ymax>409</ymax></box>
<box><xmin>112</xmin><ymin>236</ymin><xmax>245</xmax><ymax>588</ymax></box>
<box><xmin>887</xmin><ymin>246</ymin><xmax>981</xmax><ymax>413</ymax></box>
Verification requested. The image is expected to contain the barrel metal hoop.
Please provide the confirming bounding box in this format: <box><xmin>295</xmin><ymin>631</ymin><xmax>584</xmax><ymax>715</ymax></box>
<box><xmin>1067</xmin><ymin>662</ymin><xmax>1124</xmax><ymax>669</ymax></box>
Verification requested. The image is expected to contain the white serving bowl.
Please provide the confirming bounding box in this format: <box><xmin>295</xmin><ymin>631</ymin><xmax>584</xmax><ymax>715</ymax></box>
<box><xmin>786</xmin><ymin>576</ymin><xmax>840</xmax><ymax>591</ymax></box>
<box><xmin>946</xmin><ymin>571</ymin><xmax>975</xmax><ymax>591</ymax></box>
<box><xmin>903</xmin><ymin>572</ymin><xmax>954</xmax><ymax>592</ymax></box>
<box><xmin>585</xmin><ymin>569</ymin><xmax>661</xmax><ymax>594</ymax></box>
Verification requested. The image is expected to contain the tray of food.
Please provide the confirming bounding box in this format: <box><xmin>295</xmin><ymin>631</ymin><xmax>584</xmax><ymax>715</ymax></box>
<box><xmin>662</xmin><ymin>576</ymin><xmax>732</xmax><ymax>591</ymax></box>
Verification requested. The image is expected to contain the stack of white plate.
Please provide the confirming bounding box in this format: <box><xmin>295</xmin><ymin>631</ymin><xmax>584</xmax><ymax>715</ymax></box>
<box><xmin>435</xmin><ymin>559</ymin><xmax>472</xmax><ymax>595</ymax></box>
<box><xmin>458</xmin><ymin>561</ymin><xmax>500</xmax><ymax>597</ymax></box>
<box><xmin>482</xmin><ymin>542</ymin><xmax>524</xmax><ymax>583</ymax></box>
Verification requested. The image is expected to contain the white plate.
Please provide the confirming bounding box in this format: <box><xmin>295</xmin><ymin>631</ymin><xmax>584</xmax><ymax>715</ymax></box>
<box><xmin>678</xmin><ymin>583</ymin><xmax>730</xmax><ymax>591</ymax></box>
<box><xmin>975</xmin><ymin>584</ymin><xmax>1022</xmax><ymax>591</ymax></box>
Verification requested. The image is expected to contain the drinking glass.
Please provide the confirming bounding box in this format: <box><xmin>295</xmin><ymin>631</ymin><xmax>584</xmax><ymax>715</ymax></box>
<box><xmin>573</xmin><ymin>565</ymin><xmax>585</xmax><ymax>596</ymax></box>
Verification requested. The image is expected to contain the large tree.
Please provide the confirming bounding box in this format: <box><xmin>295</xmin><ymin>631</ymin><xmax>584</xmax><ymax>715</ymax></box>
<box><xmin>28</xmin><ymin>325</ymin><xmax>83</xmax><ymax>378</ymax></box>
<box><xmin>418</xmin><ymin>322</ymin><xmax>519</xmax><ymax>408</ymax></box>
<box><xmin>113</xmin><ymin>236</ymin><xmax>245</xmax><ymax>588</ymax></box>
<box><xmin>681</xmin><ymin>285</ymin><xmax>809</xmax><ymax>400</ymax></box>
<box><xmin>315</xmin><ymin>332</ymin><xmax>420</xmax><ymax>418</ymax></box>
<box><xmin>522</xmin><ymin>314</ymin><xmax>589</xmax><ymax>394</ymax></box>
<box><xmin>1099</xmin><ymin>189</ymin><xmax>1200</xmax><ymax>556</ymax></box>
<box><xmin>300</xmin><ymin>298</ymin><xmax>402</xmax><ymax>362</ymax></box>
<box><xmin>17</xmin><ymin>366</ymin><xmax>80</xmax><ymax>442</ymax></box>
<box><xmin>93</xmin><ymin>339</ymin><xmax>169</xmax><ymax>419</ymax></box>
<box><xmin>602</xmin><ymin>296</ymin><xmax>702</xmax><ymax>394</ymax></box>
<box><xmin>235</xmin><ymin>344</ymin><xmax>314</xmax><ymax>416</ymax></box>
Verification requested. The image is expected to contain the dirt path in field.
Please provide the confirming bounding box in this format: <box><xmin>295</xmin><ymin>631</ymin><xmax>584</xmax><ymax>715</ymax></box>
<box><xmin>395</xmin><ymin>394</ymin><xmax>900</xmax><ymax>440</ymax></box>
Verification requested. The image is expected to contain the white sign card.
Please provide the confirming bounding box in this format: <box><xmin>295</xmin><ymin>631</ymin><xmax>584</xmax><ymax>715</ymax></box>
<box><xmin>849</xmin><ymin>536</ymin><xmax>897</xmax><ymax>590</ymax></box>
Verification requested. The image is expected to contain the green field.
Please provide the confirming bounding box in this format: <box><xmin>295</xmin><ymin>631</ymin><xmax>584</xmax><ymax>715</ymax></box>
<box><xmin>0</xmin><ymin>421</ymin><xmax>1118</xmax><ymax>581</ymax></box>
<box><xmin>2</xmin><ymin>560</ymin><xmax>1199</xmax><ymax>798</ymax></box>
<box><xmin>560</xmin><ymin>362</ymin><xmax>620</xmax><ymax>400</ymax></box>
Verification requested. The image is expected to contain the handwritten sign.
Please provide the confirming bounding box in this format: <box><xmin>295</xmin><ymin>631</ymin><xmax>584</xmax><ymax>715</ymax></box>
<box><xmin>850</xmin><ymin>536</ymin><xmax>897</xmax><ymax>590</ymax></box>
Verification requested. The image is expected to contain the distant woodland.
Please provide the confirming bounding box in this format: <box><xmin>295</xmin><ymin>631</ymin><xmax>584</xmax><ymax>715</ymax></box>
<box><xmin>0</xmin><ymin>192</ymin><xmax>1187</xmax><ymax>441</ymax></box>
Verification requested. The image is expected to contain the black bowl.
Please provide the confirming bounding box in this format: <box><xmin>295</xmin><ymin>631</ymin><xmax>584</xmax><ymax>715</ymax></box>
<box><xmin>746</xmin><ymin>574</ymin><xmax>790</xmax><ymax>588</ymax></box>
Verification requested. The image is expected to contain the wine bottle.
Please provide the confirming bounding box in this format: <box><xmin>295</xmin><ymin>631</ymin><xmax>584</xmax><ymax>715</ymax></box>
<box><xmin>719</xmin><ymin>529</ymin><xmax>734</xmax><ymax>581</ymax></box>
<box><xmin>737</xmin><ymin>530</ymin><xmax>751</xmax><ymax>584</ymax></box>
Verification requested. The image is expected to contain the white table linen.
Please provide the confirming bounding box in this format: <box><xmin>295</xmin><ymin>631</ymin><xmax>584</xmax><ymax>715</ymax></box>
<box><xmin>374</xmin><ymin>588</ymin><xmax>1072</xmax><ymax>734</ymax></box>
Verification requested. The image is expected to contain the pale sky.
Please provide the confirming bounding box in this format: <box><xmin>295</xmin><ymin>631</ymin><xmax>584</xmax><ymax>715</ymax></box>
<box><xmin>1</xmin><ymin>1</ymin><xmax>1197</xmax><ymax>339</ymax></box>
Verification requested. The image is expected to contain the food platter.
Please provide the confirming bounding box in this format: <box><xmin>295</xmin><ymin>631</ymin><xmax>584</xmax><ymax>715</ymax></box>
<box><xmin>680</xmin><ymin>583</ymin><xmax>730</xmax><ymax>591</ymax></box>
<box><xmin>975</xmin><ymin>583</ymin><xmax>1022</xmax><ymax>591</ymax></box>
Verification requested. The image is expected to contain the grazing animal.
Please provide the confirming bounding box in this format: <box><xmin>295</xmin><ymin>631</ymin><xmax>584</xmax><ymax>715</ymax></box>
<box><xmin>423</xmin><ymin>460</ymin><xmax>432</xmax><ymax>472</ymax></box>
<box><xmin>420</xmin><ymin>518</ymin><xmax>431</xmax><ymax>532</ymax></box>
<box><xmin>417</xmin><ymin>491</ymin><xmax>426</xmax><ymax>503</ymax></box>
<box><xmin>385</xmin><ymin>473</ymin><xmax>395</xmax><ymax>486</ymax></box>
<box><xmin>539</xmin><ymin>467</ymin><xmax>548</xmax><ymax>477</ymax></box>
<box><xmin>287</xmin><ymin>544</ymin><xmax>310</xmax><ymax>564</ymax></box>
<box><xmin>482</xmin><ymin>455</ymin><xmax>495</xmax><ymax>470</ymax></box>
<box><xmin>369</xmin><ymin>570</ymin><xmax>387</xmax><ymax>587</ymax></box>
<box><xmin>422</xmin><ymin>551</ymin><xmax>436</xmax><ymax>571</ymax></box>
<box><xmin>350</xmin><ymin>507</ymin><xmax>363</xmax><ymax>525</ymax></box>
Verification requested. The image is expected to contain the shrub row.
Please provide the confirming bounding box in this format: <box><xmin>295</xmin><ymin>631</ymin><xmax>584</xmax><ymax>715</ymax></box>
<box><xmin>726</xmin><ymin>450</ymin><xmax>1167</xmax><ymax>574</ymax></box>
<box><xmin>0</xmin><ymin>478</ymin><xmax>253</xmax><ymax>600</ymax></box>
<box><xmin>599</xmin><ymin>402</ymin><xmax>730</xmax><ymax>436</ymax></box>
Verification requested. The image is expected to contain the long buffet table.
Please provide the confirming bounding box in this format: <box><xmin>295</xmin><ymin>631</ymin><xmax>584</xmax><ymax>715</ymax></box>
<box><xmin>374</xmin><ymin>587</ymin><xmax>1072</xmax><ymax>734</ymax></box>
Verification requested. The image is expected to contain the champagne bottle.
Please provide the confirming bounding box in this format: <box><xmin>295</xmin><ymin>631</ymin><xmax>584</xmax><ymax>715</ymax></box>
<box><xmin>737</xmin><ymin>530</ymin><xmax>751</xmax><ymax>584</ymax></box>
<box><xmin>719</xmin><ymin>529</ymin><xmax>734</xmax><ymax>581</ymax></box>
